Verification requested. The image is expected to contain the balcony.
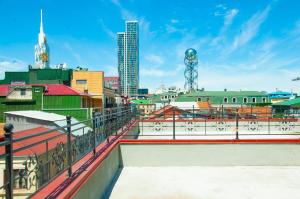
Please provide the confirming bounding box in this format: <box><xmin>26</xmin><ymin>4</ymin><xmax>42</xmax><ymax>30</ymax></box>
<box><xmin>1</xmin><ymin>106</ymin><xmax>300</xmax><ymax>198</ymax></box>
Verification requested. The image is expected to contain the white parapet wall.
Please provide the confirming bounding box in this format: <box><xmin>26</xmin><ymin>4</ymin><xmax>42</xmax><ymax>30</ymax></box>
<box><xmin>120</xmin><ymin>142</ymin><xmax>300</xmax><ymax>166</ymax></box>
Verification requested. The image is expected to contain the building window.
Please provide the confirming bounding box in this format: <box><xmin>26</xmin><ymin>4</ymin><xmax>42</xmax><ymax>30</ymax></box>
<box><xmin>252</xmin><ymin>97</ymin><xmax>256</xmax><ymax>103</ymax></box>
<box><xmin>262</xmin><ymin>97</ymin><xmax>267</xmax><ymax>103</ymax></box>
<box><xmin>232</xmin><ymin>97</ymin><xmax>237</xmax><ymax>103</ymax></box>
<box><xmin>243</xmin><ymin>97</ymin><xmax>248</xmax><ymax>103</ymax></box>
<box><xmin>224</xmin><ymin>97</ymin><xmax>228</xmax><ymax>103</ymax></box>
<box><xmin>76</xmin><ymin>80</ymin><xmax>87</xmax><ymax>84</ymax></box>
<box><xmin>197</xmin><ymin>97</ymin><xmax>202</xmax><ymax>102</ymax></box>
<box><xmin>20</xmin><ymin>89</ymin><xmax>26</xmax><ymax>96</ymax></box>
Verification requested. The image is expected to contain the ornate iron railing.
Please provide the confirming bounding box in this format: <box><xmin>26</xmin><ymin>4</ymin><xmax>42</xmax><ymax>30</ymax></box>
<box><xmin>132</xmin><ymin>106</ymin><xmax>300</xmax><ymax>139</ymax></box>
<box><xmin>0</xmin><ymin>106</ymin><xmax>137</xmax><ymax>199</ymax></box>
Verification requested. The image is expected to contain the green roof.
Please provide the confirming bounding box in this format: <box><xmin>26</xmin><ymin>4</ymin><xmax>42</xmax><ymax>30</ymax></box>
<box><xmin>272</xmin><ymin>97</ymin><xmax>300</xmax><ymax>106</ymax></box>
<box><xmin>185</xmin><ymin>91</ymin><xmax>268</xmax><ymax>97</ymax></box>
<box><xmin>0</xmin><ymin>68</ymin><xmax>72</xmax><ymax>85</ymax></box>
<box><xmin>131</xmin><ymin>99</ymin><xmax>151</xmax><ymax>104</ymax></box>
<box><xmin>150</xmin><ymin>92</ymin><xmax>179</xmax><ymax>103</ymax></box>
<box><xmin>176</xmin><ymin>90</ymin><xmax>269</xmax><ymax>103</ymax></box>
<box><xmin>150</xmin><ymin>95</ymin><xmax>162</xmax><ymax>103</ymax></box>
<box><xmin>175</xmin><ymin>95</ymin><xmax>195</xmax><ymax>102</ymax></box>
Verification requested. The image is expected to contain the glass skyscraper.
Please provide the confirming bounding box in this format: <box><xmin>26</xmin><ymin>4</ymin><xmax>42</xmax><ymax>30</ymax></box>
<box><xmin>118</xmin><ymin>21</ymin><xmax>139</xmax><ymax>96</ymax></box>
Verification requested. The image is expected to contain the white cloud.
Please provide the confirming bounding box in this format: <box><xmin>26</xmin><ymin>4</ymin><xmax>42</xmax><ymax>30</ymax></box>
<box><xmin>99</xmin><ymin>19</ymin><xmax>115</xmax><ymax>40</ymax></box>
<box><xmin>292</xmin><ymin>20</ymin><xmax>300</xmax><ymax>35</ymax></box>
<box><xmin>110</xmin><ymin>0</ymin><xmax>154</xmax><ymax>40</ymax></box>
<box><xmin>104</xmin><ymin>65</ymin><xmax>118</xmax><ymax>76</ymax></box>
<box><xmin>198</xmin><ymin>66</ymin><xmax>300</xmax><ymax>93</ymax></box>
<box><xmin>139</xmin><ymin>17</ymin><xmax>155</xmax><ymax>40</ymax></box>
<box><xmin>231</xmin><ymin>5</ymin><xmax>271</xmax><ymax>52</ymax></box>
<box><xmin>111</xmin><ymin>0</ymin><xmax>137</xmax><ymax>20</ymax></box>
<box><xmin>288</xmin><ymin>20</ymin><xmax>300</xmax><ymax>43</ymax></box>
<box><xmin>211</xmin><ymin>8</ymin><xmax>239</xmax><ymax>46</ymax></box>
<box><xmin>145</xmin><ymin>54</ymin><xmax>164</xmax><ymax>65</ymax></box>
<box><xmin>63</xmin><ymin>42</ymin><xmax>83</xmax><ymax>65</ymax></box>
<box><xmin>175</xmin><ymin>35</ymin><xmax>211</xmax><ymax>58</ymax></box>
<box><xmin>165</xmin><ymin>24</ymin><xmax>187</xmax><ymax>35</ymax></box>
<box><xmin>171</xmin><ymin>19</ymin><xmax>179</xmax><ymax>24</ymax></box>
<box><xmin>214</xmin><ymin>4</ymin><xmax>228</xmax><ymax>16</ymax></box>
<box><xmin>140</xmin><ymin>64</ymin><xmax>184</xmax><ymax>77</ymax></box>
<box><xmin>261</xmin><ymin>39</ymin><xmax>277</xmax><ymax>52</ymax></box>
<box><xmin>224</xmin><ymin>9</ymin><xmax>239</xmax><ymax>28</ymax></box>
<box><xmin>216</xmin><ymin>4</ymin><xmax>227</xmax><ymax>10</ymax></box>
<box><xmin>110</xmin><ymin>0</ymin><xmax>121</xmax><ymax>7</ymax></box>
<box><xmin>0</xmin><ymin>58</ymin><xmax>27</xmax><ymax>79</ymax></box>
<box><xmin>165</xmin><ymin>24</ymin><xmax>178</xmax><ymax>34</ymax></box>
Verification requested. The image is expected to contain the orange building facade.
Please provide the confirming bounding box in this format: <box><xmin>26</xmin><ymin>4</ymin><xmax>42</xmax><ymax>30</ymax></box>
<box><xmin>71</xmin><ymin>70</ymin><xmax>114</xmax><ymax>109</ymax></box>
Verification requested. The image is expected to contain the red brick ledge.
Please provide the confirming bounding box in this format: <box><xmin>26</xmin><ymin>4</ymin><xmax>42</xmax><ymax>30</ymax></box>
<box><xmin>119</xmin><ymin>138</ymin><xmax>300</xmax><ymax>144</ymax></box>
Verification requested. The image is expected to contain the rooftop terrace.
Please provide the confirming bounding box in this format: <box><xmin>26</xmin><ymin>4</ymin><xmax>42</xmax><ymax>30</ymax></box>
<box><xmin>1</xmin><ymin>106</ymin><xmax>300</xmax><ymax>198</ymax></box>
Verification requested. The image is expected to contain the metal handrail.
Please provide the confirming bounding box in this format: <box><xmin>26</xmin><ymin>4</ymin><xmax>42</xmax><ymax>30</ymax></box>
<box><xmin>11</xmin><ymin>110</ymin><xmax>132</xmax><ymax>143</ymax></box>
<box><xmin>13</xmin><ymin>133</ymin><xmax>66</xmax><ymax>154</ymax></box>
<box><xmin>13</xmin><ymin>126</ymin><xmax>67</xmax><ymax>143</ymax></box>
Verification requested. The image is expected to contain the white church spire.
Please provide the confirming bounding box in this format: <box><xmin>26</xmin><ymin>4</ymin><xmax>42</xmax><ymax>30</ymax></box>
<box><xmin>34</xmin><ymin>9</ymin><xmax>50</xmax><ymax>69</ymax></box>
<box><xmin>38</xmin><ymin>9</ymin><xmax>46</xmax><ymax>46</ymax></box>
<box><xmin>40</xmin><ymin>9</ymin><xmax>44</xmax><ymax>34</ymax></box>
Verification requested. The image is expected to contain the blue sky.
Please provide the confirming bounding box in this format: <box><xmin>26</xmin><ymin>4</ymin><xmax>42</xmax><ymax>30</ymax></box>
<box><xmin>1</xmin><ymin>0</ymin><xmax>300</xmax><ymax>93</ymax></box>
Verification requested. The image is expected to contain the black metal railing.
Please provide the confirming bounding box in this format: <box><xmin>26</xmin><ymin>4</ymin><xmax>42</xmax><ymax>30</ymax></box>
<box><xmin>0</xmin><ymin>106</ymin><xmax>138</xmax><ymax>199</ymax></box>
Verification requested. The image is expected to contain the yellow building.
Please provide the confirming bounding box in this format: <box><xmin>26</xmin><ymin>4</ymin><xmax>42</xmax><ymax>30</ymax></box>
<box><xmin>71</xmin><ymin>70</ymin><xmax>115</xmax><ymax>110</ymax></box>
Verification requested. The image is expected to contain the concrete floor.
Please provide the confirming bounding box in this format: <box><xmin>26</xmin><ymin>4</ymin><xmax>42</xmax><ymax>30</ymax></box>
<box><xmin>109</xmin><ymin>166</ymin><xmax>300</xmax><ymax>199</ymax></box>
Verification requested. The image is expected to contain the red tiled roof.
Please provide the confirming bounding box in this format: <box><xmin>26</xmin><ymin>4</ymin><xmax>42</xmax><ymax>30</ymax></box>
<box><xmin>0</xmin><ymin>84</ymin><xmax>80</xmax><ymax>96</ymax></box>
<box><xmin>43</xmin><ymin>84</ymin><xmax>80</xmax><ymax>96</ymax></box>
<box><xmin>0</xmin><ymin>85</ymin><xmax>9</xmax><ymax>96</ymax></box>
<box><xmin>34</xmin><ymin>84</ymin><xmax>88</xmax><ymax>96</ymax></box>
<box><xmin>0</xmin><ymin>126</ymin><xmax>67</xmax><ymax>156</ymax></box>
<box><xmin>149</xmin><ymin>105</ymin><xmax>185</xmax><ymax>119</ymax></box>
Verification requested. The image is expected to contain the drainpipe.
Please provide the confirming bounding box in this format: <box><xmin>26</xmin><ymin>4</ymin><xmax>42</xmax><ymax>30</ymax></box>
<box><xmin>41</xmin><ymin>92</ymin><xmax>44</xmax><ymax>110</ymax></box>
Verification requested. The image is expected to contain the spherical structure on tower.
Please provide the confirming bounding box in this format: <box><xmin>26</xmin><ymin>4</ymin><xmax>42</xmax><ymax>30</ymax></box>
<box><xmin>184</xmin><ymin>48</ymin><xmax>198</xmax><ymax>92</ymax></box>
<box><xmin>185</xmin><ymin>48</ymin><xmax>197</xmax><ymax>61</ymax></box>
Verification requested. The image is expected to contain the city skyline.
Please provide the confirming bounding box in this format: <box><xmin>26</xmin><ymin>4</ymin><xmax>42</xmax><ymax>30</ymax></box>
<box><xmin>1</xmin><ymin>0</ymin><xmax>300</xmax><ymax>92</ymax></box>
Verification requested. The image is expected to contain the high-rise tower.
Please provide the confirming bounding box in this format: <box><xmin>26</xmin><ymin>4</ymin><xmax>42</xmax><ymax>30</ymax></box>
<box><xmin>118</xmin><ymin>21</ymin><xmax>139</xmax><ymax>96</ymax></box>
<box><xmin>34</xmin><ymin>9</ymin><xmax>50</xmax><ymax>69</ymax></box>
